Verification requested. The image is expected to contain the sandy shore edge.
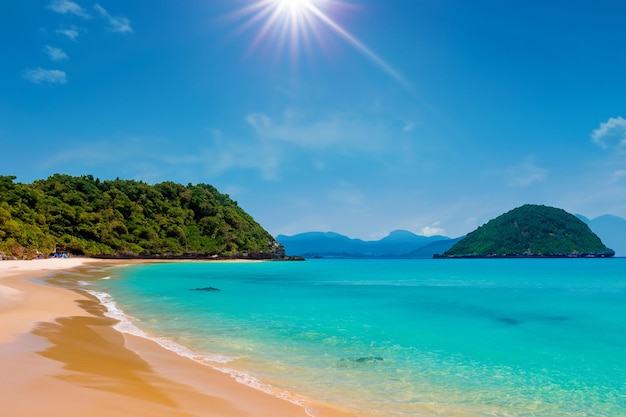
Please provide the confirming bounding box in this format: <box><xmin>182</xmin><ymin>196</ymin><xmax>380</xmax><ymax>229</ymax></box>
<box><xmin>0</xmin><ymin>258</ymin><xmax>353</xmax><ymax>417</ymax></box>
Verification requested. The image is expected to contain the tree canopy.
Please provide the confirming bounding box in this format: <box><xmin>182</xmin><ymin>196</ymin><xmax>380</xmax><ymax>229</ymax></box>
<box><xmin>0</xmin><ymin>174</ymin><xmax>283</xmax><ymax>259</ymax></box>
<box><xmin>440</xmin><ymin>204</ymin><xmax>614</xmax><ymax>258</ymax></box>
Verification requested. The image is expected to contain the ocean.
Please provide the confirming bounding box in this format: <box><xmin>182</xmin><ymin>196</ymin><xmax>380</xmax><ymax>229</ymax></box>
<box><xmin>77</xmin><ymin>259</ymin><xmax>626</xmax><ymax>416</ymax></box>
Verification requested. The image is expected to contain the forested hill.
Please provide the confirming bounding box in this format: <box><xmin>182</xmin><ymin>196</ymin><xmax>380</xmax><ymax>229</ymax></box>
<box><xmin>0</xmin><ymin>174</ymin><xmax>284</xmax><ymax>260</ymax></box>
<box><xmin>439</xmin><ymin>204</ymin><xmax>615</xmax><ymax>258</ymax></box>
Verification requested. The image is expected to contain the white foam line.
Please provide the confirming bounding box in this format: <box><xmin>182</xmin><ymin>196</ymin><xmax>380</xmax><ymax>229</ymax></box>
<box><xmin>86</xmin><ymin>289</ymin><xmax>318</xmax><ymax>416</ymax></box>
<box><xmin>87</xmin><ymin>290</ymin><xmax>233</xmax><ymax>363</ymax></box>
<box><xmin>211</xmin><ymin>365</ymin><xmax>315</xmax><ymax>413</ymax></box>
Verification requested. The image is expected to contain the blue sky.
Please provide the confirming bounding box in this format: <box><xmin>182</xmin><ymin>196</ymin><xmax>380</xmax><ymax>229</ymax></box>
<box><xmin>2</xmin><ymin>0</ymin><xmax>626</xmax><ymax>239</ymax></box>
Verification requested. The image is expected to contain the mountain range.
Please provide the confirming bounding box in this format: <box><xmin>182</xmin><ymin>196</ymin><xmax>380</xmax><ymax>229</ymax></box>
<box><xmin>277</xmin><ymin>213</ymin><xmax>626</xmax><ymax>258</ymax></box>
<box><xmin>276</xmin><ymin>230</ymin><xmax>460</xmax><ymax>259</ymax></box>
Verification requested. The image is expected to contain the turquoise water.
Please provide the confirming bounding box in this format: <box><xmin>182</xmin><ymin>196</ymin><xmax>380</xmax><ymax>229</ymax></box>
<box><xmin>88</xmin><ymin>259</ymin><xmax>626</xmax><ymax>416</ymax></box>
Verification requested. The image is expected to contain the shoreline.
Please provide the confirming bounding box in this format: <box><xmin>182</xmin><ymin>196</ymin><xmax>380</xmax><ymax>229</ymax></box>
<box><xmin>0</xmin><ymin>258</ymin><xmax>353</xmax><ymax>417</ymax></box>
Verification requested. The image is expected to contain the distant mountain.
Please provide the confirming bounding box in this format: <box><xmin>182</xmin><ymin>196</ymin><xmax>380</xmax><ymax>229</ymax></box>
<box><xmin>276</xmin><ymin>230</ymin><xmax>453</xmax><ymax>258</ymax></box>
<box><xmin>441</xmin><ymin>204</ymin><xmax>614</xmax><ymax>258</ymax></box>
<box><xmin>577</xmin><ymin>214</ymin><xmax>626</xmax><ymax>257</ymax></box>
<box><xmin>277</xmin><ymin>232</ymin><xmax>367</xmax><ymax>257</ymax></box>
<box><xmin>404</xmin><ymin>237</ymin><xmax>462</xmax><ymax>258</ymax></box>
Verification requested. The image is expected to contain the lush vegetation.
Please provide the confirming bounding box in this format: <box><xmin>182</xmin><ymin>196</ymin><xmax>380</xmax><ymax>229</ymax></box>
<box><xmin>0</xmin><ymin>174</ymin><xmax>283</xmax><ymax>259</ymax></box>
<box><xmin>441</xmin><ymin>204</ymin><xmax>614</xmax><ymax>258</ymax></box>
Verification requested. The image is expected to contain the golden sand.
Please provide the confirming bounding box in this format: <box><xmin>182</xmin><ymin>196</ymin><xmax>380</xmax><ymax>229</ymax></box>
<box><xmin>0</xmin><ymin>258</ymin><xmax>353</xmax><ymax>417</ymax></box>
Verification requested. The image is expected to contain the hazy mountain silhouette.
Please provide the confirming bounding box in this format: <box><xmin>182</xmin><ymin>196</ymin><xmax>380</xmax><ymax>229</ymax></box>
<box><xmin>276</xmin><ymin>230</ymin><xmax>455</xmax><ymax>258</ymax></box>
<box><xmin>278</xmin><ymin>211</ymin><xmax>626</xmax><ymax>259</ymax></box>
<box><xmin>577</xmin><ymin>214</ymin><xmax>626</xmax><ymax>256</ymax></box>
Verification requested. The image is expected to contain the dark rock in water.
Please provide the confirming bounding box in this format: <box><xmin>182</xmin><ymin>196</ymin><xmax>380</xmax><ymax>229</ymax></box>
<box><xmin>354</xmin><ymin>356</ymin><xmax>384</xmax><ymax>363</ymax></box>
<box><xmin>497</xmin><ymin>317</ymin><xmax>522</xmax><ymax>326</ymax></box>
<box><xmin>496</xmin><ymin>315</ymin><xmax>569</xmax><ymax>326</ymax></box>
<box><xmin>337</xmin><ymin>356</ymin><xmax>384</xmax><ymax>367</ymax></box>
<box><xmin>191</xmin><ymin>287</ymin><xmax>220</xmax><ymax>292</ymax></box>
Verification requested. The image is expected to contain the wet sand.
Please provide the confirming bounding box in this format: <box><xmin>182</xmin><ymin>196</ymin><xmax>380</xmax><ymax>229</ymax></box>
<box><xmin>0</xmin><ymin>258</ymin><xmax>352</xmax><ymax>417</ymax></box>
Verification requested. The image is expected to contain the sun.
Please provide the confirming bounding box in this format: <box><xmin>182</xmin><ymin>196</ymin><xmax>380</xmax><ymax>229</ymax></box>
<box><xmin>265</xmin><ymin>0</ymin><xmax>320</xmax><ymax>39</ymax></box>
<box><xmin>273</xmin><ymin>0</ymin><xmax>315</xmax><ymax>15</ymax></box>
<box><xmin>227</xmin><ymin>0</ymin><xmax>410</xmax><ymax>88</ymax></box>
<box><xmin>229</xmin><ymin>0</ymin><xmax>330</xmax><ymax>60</ymax></box>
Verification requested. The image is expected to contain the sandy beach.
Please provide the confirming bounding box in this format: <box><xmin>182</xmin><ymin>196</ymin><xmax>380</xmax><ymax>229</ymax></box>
<box><xmin>0</xmin><ymin>258</ymin><xmax>352</xmax><ymax>417</ymax></box>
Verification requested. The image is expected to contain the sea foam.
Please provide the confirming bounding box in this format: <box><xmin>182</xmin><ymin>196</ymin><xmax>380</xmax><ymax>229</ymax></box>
<box><xmin>86</xmin><ymin>288</ymin><xmax>315</xmax><ymax>415</ymax></box>
<box><xmin>87</xmin><ymin>289</ymin><xmax>233</xmax><ymax>363</ymax></box>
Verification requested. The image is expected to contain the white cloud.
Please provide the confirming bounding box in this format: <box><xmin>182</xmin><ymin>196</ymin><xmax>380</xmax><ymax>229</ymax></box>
<box><xmin>592</xmin><ymin>116</ymin><xmax>626</xmax><ymax>149</ymax></box>
<box><xmin>23</xmin><ymin>68</ymin><xmax>67</xmax><ymax>84</ymax></box>
<box><xmin>44</xmin><ymin>45</ymin><xmax>68</xmax><ymax>61</ymax></box>
<box><xmin>94</xmin><ymin>4</ymin><xmax>133</xmax><ymax>33</ymax></box>
<box><xmin>506</xmin><ymin>160</ymin><xmax>547</xmax><ymax>187</ymax></box>
<box><xmin>56</xmin><ymin>27</ymin><xmax>80</xmax><ymax>41</ymax></box>
<box><xmin>420</xmin><ymin>223</ymin><xmax>445</xmax><ymax>237</ymax></box>
<box><xmin>48</xmin><ymin>0</ymin><xmax>90</xmax><ymax>18</ymax></box>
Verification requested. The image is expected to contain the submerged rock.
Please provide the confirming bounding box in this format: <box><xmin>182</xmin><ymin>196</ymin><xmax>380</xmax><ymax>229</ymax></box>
<box><xmin>337</xmin><ymin>356</ymin><xmax>384</xmax><ymax>367</ymax></box>
<box><xmin>191</xmin><ymin>287</ymin><xmax>221</xmax><ymax>292</ymax></box>
<box><xmin>354</xmin><ymin>356</ymin><xmax>384</xmax><ymax>363</ymax></box>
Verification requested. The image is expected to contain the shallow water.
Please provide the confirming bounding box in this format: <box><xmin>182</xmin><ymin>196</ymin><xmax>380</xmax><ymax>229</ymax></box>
<box><xmin>86</xmin><ymin>259</ymin><xmax>626</xmax><ymax>416</ymax></box>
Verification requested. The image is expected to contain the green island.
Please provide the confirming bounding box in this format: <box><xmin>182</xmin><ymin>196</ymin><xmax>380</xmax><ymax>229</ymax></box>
<box><xmin>437</xmin><ymin>204</ymin><xmax>615</xmax><ymax>258</ymax></box>
<box><xmin>0</xmin><ymin>174</ymin><xmax>293</xmax><ymax>260</ymax></box>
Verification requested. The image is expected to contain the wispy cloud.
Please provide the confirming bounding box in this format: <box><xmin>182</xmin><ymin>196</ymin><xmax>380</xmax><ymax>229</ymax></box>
<box><xmin>56</xmin><ymin>26</ymin><xmax>80</xmax><ymax>41</ymax></box>
<box><xmin>327</xmin><ymin>181</ymin><xmax>365</xmax><ymax>207</ymax></box>
<box><xmin>197</xmin><ymin>107</ymin><xmax>426</xmax><ymax>182</ymax></box>
<box><xmin>44</xmin><ymin>45</ymin><xmax>68</xmax><ymax>61</ymax></box>
<box><xmin>245</xmin><ymin>109</ymin><xmax>390</xmax><ymax>152</ymax></box>
<box><xmin>23</xmin><ymin>68</ymin><xmax>67</xmax><ymax>84</ymax></box>
<box><xmin>48</xmin><ymin>0</ymin><xmax>90</xmax><ymax>18</ymax></box>
<box><xmin>204</xmin><ymin>128</ymin><xmax>283</xmax><ymax>180</ymax></box>
<box><xmin>403</xmin><ymin>122</ymin><xmax>416</xmax><ymax>133</ymax></box>
<box><xmin>612</xmin><ymin>170</ymin><xmax>626</xmax><ymax>182</ymax></box>
<box><xmin>246</xmin><ymin>113</ymin><xmax>271</xmax><ymax>130</ymax></box>
<box><xmin>506</xmin><ymin>160</ymin><xmax>548</xmax><ymax>187</ymax></box>
<box><xmin>592</xmin><ymin>116</ymin><xmax>626</xmax><ymax>150</ymax></box>
<box><xmin>94</xmin><ymin>4</ymin><xmax>133</xmax><ymax>33</ymax></box>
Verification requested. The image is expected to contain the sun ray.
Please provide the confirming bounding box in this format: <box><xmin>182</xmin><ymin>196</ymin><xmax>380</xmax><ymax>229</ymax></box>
<box><xmin>230</xmin><ymin>0</ymin><xmax>410</xmax><ymax>89</ymax></box>
<box><xmin>304</xmin><ymin>2</ymin><xmax>411</xmax><ymax>89</ymax></box>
